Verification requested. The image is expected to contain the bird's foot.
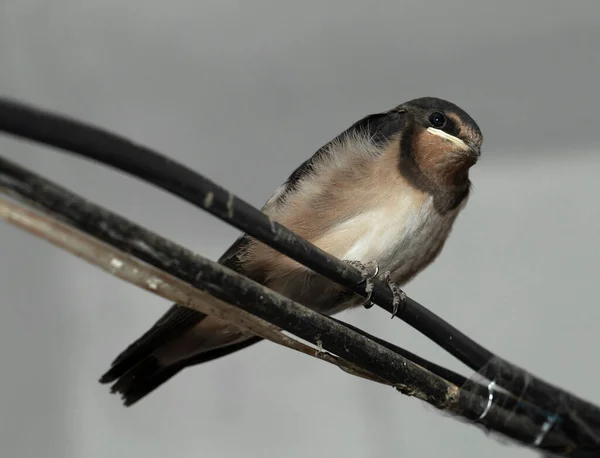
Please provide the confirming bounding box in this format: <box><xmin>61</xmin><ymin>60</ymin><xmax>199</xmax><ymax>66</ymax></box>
<box><xmin>343</xmin><ymin>260</ymin><xmax>379</xmax><ymax>309</ymax></box>
<box><xmin>384</xmin><ymin>271</ymin><xmax>407</xmax><ymax>319</ymax></box>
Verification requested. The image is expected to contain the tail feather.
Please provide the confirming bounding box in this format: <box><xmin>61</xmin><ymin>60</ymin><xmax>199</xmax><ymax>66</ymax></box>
<box><xmin>100</xmin><ymin>336</ymin><xmax>264</xmax><ymax>406</ymax></box>
<box><xmin>100</xmin><ymin>234</ymin><xmax>262</xmax><ymax>406</ymax></box>
<box><xmin>110</xmin><ymin>357</ymin><xmax>184</xmax><ymax>407</ymax></box>
<box><xmin>100</xmin><ymin>353</ymin><xmax>149</xmax><ymax>385</ymax></box>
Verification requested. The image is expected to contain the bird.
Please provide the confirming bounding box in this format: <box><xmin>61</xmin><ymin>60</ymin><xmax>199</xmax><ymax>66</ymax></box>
<box><xmin>99</xmin><ymin>96</ymin><xmax>483</xmax><ymax>406</ymax></box>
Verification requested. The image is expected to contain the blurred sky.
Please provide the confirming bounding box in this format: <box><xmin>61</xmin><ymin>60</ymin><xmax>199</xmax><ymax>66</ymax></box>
<box><xmin>0</xmin><ymin>1</ymin><xmax>599</xmax><ymax>457</ymax></box>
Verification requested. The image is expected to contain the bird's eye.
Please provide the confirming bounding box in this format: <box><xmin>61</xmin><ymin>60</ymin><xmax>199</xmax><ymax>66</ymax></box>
<box><xmin>428</xmin><ymin>112</ymin><xmax>446</xmax><ymax>128</ymax></box>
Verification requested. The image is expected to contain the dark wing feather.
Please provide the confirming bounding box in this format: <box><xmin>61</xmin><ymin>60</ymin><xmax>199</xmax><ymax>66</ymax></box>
<box><xmin>111</xmin><ymin>336</ymin><xmax>264</xmax><ymax>407</ymax></box>
<box><xmin>99</xmin><ymin>234</ymin><xmax>254</xmax><ymax>383</ymax></box>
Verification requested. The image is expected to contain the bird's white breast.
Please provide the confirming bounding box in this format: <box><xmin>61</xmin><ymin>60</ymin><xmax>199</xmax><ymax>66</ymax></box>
<box><xmin>334</xmin><ymin>192</ymin><xmax>459</xmax><ymax>285</ymax></box>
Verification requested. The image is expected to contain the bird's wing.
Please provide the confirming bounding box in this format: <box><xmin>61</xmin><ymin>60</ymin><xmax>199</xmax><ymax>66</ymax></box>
<box><xmin>100</xmin><ymin>235</ymin><xmax>253</xmax><ymax>383</ymax></box>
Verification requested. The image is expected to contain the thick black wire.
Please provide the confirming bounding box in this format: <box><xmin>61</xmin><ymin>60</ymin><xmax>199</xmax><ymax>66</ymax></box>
<box><xmin>0</xmin><ymin>97</ymin><xmax>599</xmax><ymax>452</ymax></box>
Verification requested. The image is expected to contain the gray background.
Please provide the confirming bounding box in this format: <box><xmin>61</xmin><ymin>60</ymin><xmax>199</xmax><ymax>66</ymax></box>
<box><xmin>0</xmin><ymin>1</ymin><xmax>599</xmax><ymax>457</ymax></box>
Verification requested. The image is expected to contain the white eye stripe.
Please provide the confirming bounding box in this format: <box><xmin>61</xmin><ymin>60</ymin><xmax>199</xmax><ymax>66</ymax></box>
<box><xmin>426</xmin><ymin>127</ymin><xmax>469</xmax><ymax>151</ymax></box>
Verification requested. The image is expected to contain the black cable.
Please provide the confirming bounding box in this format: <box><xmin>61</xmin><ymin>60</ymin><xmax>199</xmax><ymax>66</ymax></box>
<box><xmin>326</xmin><ymin>315</ymin><xmax>468</xmax><ymax>387</ymax></box>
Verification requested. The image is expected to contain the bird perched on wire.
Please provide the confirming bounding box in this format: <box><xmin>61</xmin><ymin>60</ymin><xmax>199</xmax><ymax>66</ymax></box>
<box><xmin>100</xmin><ymin>96</ymin><xmax>483</xmax><ymax>406</ymax></box>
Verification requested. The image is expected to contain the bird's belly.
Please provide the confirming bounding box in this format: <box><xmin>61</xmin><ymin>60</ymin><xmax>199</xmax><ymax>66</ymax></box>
<box><xmin>335</xmin><ymin>197</ymin><xmax>457</xmax><ymax>285</ymax></box>
<box><xmin>267</xmin><ymin>196</ymin><xmax>459</xmax><ymax>314</ymax></box>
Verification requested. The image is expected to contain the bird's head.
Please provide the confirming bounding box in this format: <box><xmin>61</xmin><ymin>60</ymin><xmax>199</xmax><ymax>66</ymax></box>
<box><xmin>395</xmin><ymin>97</ymin><xmax>483</xmax><ymax>192</ymax></box>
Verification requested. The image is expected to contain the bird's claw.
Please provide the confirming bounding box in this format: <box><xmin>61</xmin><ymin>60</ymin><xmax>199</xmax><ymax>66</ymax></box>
<box><xmin>343</xmin><ymin>260</ymin><xmax>379</xmax><ymax>309</ymax></box>
<box><xmin>384</xmin><ymin>271</ymin><xmax>407</xmax><ymax>319</ymax></box>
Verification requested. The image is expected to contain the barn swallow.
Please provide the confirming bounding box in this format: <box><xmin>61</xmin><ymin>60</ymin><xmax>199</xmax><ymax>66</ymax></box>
<box><xmin>100</xmin><ymin>97</ymin><xmax>483</xmax><ymax>406</ymax></box>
